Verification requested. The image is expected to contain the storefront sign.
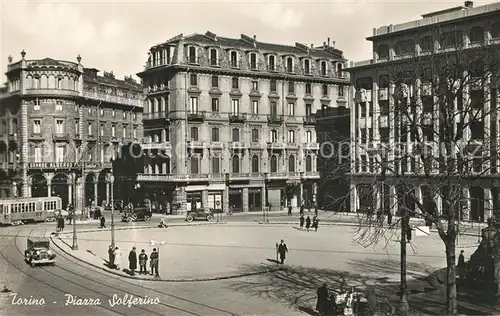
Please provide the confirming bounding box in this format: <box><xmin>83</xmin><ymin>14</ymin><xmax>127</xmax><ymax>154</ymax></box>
<box><xmin>28</xmin><ymin>162</ymin><xmax>101</xmax><ymax>169</ymax></box>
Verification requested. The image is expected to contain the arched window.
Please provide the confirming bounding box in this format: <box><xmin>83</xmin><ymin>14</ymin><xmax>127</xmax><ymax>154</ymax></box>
<box><xmin>270</xmin><ymin>155</ymin><xmax>278</xmax><ymax>173</ymax></box>
<box><xmin>492</xmin><ymin>23</ymin><xmax>500</xmax><ymax>39</ymax></box>
<box><xmin>232</xmin><ymin>155</ymin><xmax>240</xmax><ymax>173</ymax></box>
<box><xmin>288</xmin><ymin>155</ymin><xmax>296</xmax><ymax>172</ymax></box>
<box><xmin>306</xmin><ymin>155</ymin><xmax>312</xmax><ymax>172</ymax></box>
<box><xmin>251</xmin><ymin>155</ymin><xmax>259</xmax><ymax>173</ymax></box>
<box><xmin>419</xmin><ymin>36</ymin><xmax>433</xmax><ymax>52</ymax></box>
<box><xmin>188</xmin><ymin>46</ymin><xmax>197</xmax><ymax>63</ymax></box>
<box><xmin>190</xmin><ymin>156</ymin><xmax>199</xmax><ymax>174</ymax></box>
<box><xmin>469</xmin><ymin>26</ymin><xmax>484</xmax><ymax>44</ymax></box>
<box><xmin>377</xmin><ymin>44</ymin><xmax>389</xmax><ymax>59</ymax></box>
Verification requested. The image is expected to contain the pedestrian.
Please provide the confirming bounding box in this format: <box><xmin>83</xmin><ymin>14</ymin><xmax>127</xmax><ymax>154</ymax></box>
<box><xmin>113</xmin><ymin>247</ymin><xmax>122</xmax><ymax>270</ymax></box>
<box><xmin>56</xmin><ymin>215</ymin><xmax>62</xmax><ymax>232</ymax></box>
<box><xmin>128</xmin><ymin>247</ymin><xmax>137</xmax><ymax>276</ymax></box>
<box><xmin>387</xmin><ymin>211</ymin><xmax>393</xmax><ymax>225</ymax></box>
<box><xmin>158</xmin><ymin>216</ymin><xmax>168</xmax><ymax>228</ymax></box>
<box><xmin>59</xmin><ymin>215</ymin><xmax>65</xmax><ymax>232</ymax></box>
<box><xmin>100</xmin><ymin>216</ymin><xmax>106</xmax><ymax>228</ymax></box>
<box><xmin>138</xmin><ymin>249</ymin><xmax>148</xmax><ymax>274</ymax></box>
<box><xmin>150</xmin><ymin>248</ymin><xmax>159</xmax><ymax>277</ymax></box>
<box><xmin>326</xmin><ymin>294</ymin><xmax>337</xmax><ymax>316</ymax></box>
<box><xmin>314</xmin><ymin>207</ymin><xmax>318</xmax><ymax>217</ymax></box>
<box><xmin>313</xmin><ymin>215</ymin><xmax>319</xmax><ymax>232</ymax></box>
<box><xmin>108</xmin><ymin>245</ymin><xmax>115</xmax><ymax>268</ymax></box>
<box><xmin>299</xmin><ymin>214</ymin><xmax>305</xmax><ymax>230</ymax></box>
<box><xmin>278</xmin><ymin>239</ymin><xmax>288</xmax><ymax>264</ymax></box>
<box><xmin>288</xmin><ymin>204</ymin><xmax>292</xmax><ymax>216</ymax></box>
<box><xmin>306</xmin><ymin>216</ymin><xmax>311</xmax><ymax>232</ymax></box>
<box><xmin>316</xmin><ymin>283</ymin><xmax>329</xmax><ymax>316</ymax></box>
<box><xmin>300</xmin><ymin>204</ymin><xmax>304</xmax><ymax>216</ymax></box>
<box><xmin>458</xmin><ymin>250</ymin><xmax>466</xmax><ymax>280</ymax></box>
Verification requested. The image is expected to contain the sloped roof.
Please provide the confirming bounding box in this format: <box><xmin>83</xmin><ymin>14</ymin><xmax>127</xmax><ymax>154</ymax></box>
<box><xmin>31</xmin><ymin>58</ymin><xmax>64</xmax><ymax>67</ymax></box>
<box><xmin>84</xmin><ymin>74</ymin><xmax>142</xmax><ymax>91</ymax></box>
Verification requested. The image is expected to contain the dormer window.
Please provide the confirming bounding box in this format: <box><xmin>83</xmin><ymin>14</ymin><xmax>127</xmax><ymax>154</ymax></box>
<box><xmin>249</xmin><ymin>53</ymin><xmax>258</xmax><ymax>70</ymax></box>
<box><xmin>285</xmin><ymin>56</ymin><xmax>293</xmax><ymax>73</ymax></box>
<box><xmin>209</xmin><ymin>48</ymin><xmax>218</xmax><ymax>66</ymax></box>
<box><xmin>304</xmin><ymin>59</ymin><xmax>311</xmax><ymax>75</ymax></box>
<box><xmin>230</xmin><ymin>51</ymin><xmax>239</xmax><ymax>68</ymax></box>
<box><xmin>188</xmin><ymin>46</ymin><xmax>197</xmax><ymax>64</ymax></box>
<box><xmin>268</xmin><ymin>55</ymin><xmax>276</xmax><ymax>71</ymax></box>
<box><xmin>320</xmin><ymin>61</ymin><xmax>327</xmax><ymax>76</ymax></box>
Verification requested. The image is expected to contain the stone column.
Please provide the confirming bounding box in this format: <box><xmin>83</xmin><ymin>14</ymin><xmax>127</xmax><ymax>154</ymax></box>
<box><xmin>47</xmin><ymin>178</ymin><xmax>52</xmax><ymax>197</ymax></box>
<box><xmin>484</xmin><ymin>188</ymin><xmax>493</xmax><ymax>221</ymax></box>
<box><xmin>106</xmin><ymin>181</ymin><xmax>110</xmax><ymax>204</ymax></box>
<box><xmin>261</xmin><ymin>185</ymin><xmax>266</xmax><ymax>209</ymax></box>
<box><xmin>173</xmin><ymin>186</ymin><xmax>187</xmax><ymax>215</ymax></box>
<box><xmin>242</xmin><ymin>187</ymin><xmax>249</xmax><ymax>212</ymax></box>
<box><xmin>462</xmin><ymin>187</ymin><xmax>471</xmax><ymax>221</ymax></box>
<box><xmin>202</xmin><ymin>190</ymin><xmax>208</xmax><ymax>208</ymax></box>
<box><xmin>27</xmin><ymin>178</ymin><xmax>32</xmax><ymax>197</ymax></box>
<box><xmin>223</xmin><ymin>183</ymin><xmax>229</xmax><ymax>214</ymax></box>
<box><xmin>350</xmin><ymin>183</ymin><xmax>358</xmax><ymax>213</ymax></box>
<box><xmin>389</xmin><ymin>185</ymin><xmax>397</xmax><ymax>215</ymax></box>
<box><xmin>93</xmin><ymin>181</ymin><xmax>98</xmax><ymax>205</ymax></box>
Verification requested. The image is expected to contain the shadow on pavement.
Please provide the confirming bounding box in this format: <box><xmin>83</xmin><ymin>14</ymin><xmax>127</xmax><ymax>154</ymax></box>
<box><xmin>228</xmin><ymin>258</ymin><xmax>500</xmax><ymax>315</ymax></box>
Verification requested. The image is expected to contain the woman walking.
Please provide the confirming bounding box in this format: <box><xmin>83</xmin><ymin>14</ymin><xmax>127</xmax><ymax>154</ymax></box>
<box><xmin>305</xmin><ymin>216</ymin><xmax>311</xmax><ymax>232</ymax></box>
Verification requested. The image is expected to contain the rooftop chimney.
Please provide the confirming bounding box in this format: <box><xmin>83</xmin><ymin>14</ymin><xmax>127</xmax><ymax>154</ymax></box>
<box><xmin>323</xmin><ymin>42</ymin><xmax>326</xmax><ymax>49</ymax></box>
<box><xmin>327</xmin><ymin>37</ymin><xmax>330</xmax><ymax>46</ymax></box>
<box><xmin>464</xmin><ymin>1</ymin><xmax>473</xmax><ymax>8</ymax></box>
<box><xmin>253</xmin><ymin>34</ymin><xmax>256</xmax><ymax>40</ymax></box>
<box><xmin>311</xmin><ymin>43</ymin><xmax>313</xmax><ymax>48</ymax></box>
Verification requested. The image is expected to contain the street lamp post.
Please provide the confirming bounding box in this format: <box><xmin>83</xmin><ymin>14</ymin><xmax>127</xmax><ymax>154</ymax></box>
<box><xmin>72</xmin><ymin>205</ymin><xmax>78</xmax><ymax>250</ymax></box>
<box><xmin>110</xmin><ymin>174</ymin><xmax>115</xmax><ymax>248</ymax></box>
<box><xmin>150</xmin><ymin>240</ymin><xmax>165</xmax><ymax>277</ymax></box>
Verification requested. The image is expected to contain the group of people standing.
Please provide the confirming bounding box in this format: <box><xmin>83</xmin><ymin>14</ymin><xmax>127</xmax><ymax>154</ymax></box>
<box><xmin>107</xmin><ymin>246</ymin><xmax>159</xmax><ymax>277</ymax></box>
<box><xmin>316</xmin><ymin>284</ymin><xmax>356</xmax><ymax>316</ymax></box>
<box><xmin>299</xmin><ymin>214</ymin><xmax>319</xmax><ymax>232</ymax></box>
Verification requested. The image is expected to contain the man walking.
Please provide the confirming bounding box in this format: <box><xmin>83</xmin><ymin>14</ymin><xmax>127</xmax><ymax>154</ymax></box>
<box><xmin>113</xmin><ymin>247</ymin><xmax>122</xmax><ymax>270</ymax></box>
<box><xmin>100</xmin><ymin>215</ymin><xmax>106</xmax><ymax>228</ymax></box>
<box><xmin>128</xmin><ymin>247</ymin><xmax>137</xmax><ymax>276</ymax></box>
<box><xmin>288</xmin><ymin>204</ymin><xmax>292</xmax><ymax>216</ymax></box>
<box><xmin>150</xmin><ymin>248</ymin><xmax>159</xmax><ymax>277</ymax></box>
<box><xmin>138</xmin><ymin>249</ymin><xmax>148</xmax><ymax>274</ymax></box>
<box><xmin>278</xmin><ymin>240</ymin><xmax>288</xmax><ymax>264</ymax></box>
<box><xmin>316</xmin><ymin>283</ymin><xmax>329</xmax><ymax>316</ymax></box>
<box><xmin>299</xmin><ymin>214</ymin><xmax>305</xmax><ymax>230</ymax></box>
<box><xmin>458</xmin><ymin>250</ymin><xmax>466</xmax><ymax>280</ymax></box>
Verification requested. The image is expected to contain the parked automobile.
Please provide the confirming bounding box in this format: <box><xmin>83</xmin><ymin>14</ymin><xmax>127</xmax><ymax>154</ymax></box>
<box><xmin>122</xmin><ymin>206</ymin><xmax>152</xmax><ymax>223</ymax></box>
<box><xmin>186</xmin><ymin>208</ymin><xmax>216</xmax><ymax>222</ymax></box>
<box><xmin>24</xmin><ymin>237</ymin><xmax>56</xmax><ymax>267</ymax></box>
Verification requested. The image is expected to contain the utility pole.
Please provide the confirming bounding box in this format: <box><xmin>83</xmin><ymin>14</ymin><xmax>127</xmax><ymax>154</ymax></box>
<box><xmin>110</xmin><ymin>173</ymin><xmax>115</xmax><ymax>247</ymax></box>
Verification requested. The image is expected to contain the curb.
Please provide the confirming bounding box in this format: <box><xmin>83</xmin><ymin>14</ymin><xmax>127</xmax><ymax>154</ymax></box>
<box><xmin>49</xmin><ymin>226</ymin><xmax>279</xmax><ymax>282</ymax></box>
<box><xmin>257</xmin><ymin>221</ymin><xmax>360</xmax><ymax>227</ymax></box>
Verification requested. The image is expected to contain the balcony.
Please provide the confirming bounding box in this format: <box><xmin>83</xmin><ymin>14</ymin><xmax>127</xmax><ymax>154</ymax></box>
<box><xmin>303</xmin><ymin>116</ymin><xmax>316</xmax><ymax>125</ymax></box>
<box><xmin>287</xmin><ymin>142</ymin><xmax>299</xmax><ymax>149</ymax></box>
<box><xmin>285</xmin><ymin>115</ymin><xmax>300</xmax><ymax>123</ymax></box>
<box><xmin>229</xmin><ymin>113</ymin><xmax>246</xmax><ymax>123</ymax></box>
<box><xmin>229</xmin><ymin>59</ymin><xmax>241</xmax><ymax>69</ymax></box>
<box><xmin>302</xmin><ymin>171</ymin><xmax>320</xmax><ymax>179</ymax></box>
<box><xmin>288</xmin><ymin>172</ymin><xmax>301</xmax><ymax>180</ymax></box>
<box><xmin>378</xmin><ymin>88</ymin><xmax>389</xmax><ymax>101</ymax></box>
<box><xmin>52</xmin><ymin>133</ymin><xmax>70</xmax><ymax>142</ymax></box>
<box><xmin>29</xmin><ymin>133</ymin><xmax>44</xmax><ymax>141</ymax></box>
<box><xmin>303</xmin><ymin>143</ymin><xmax>319</xmax><ymax>150</ymax></box>
<box><xmin>267</xmin><ymin>115</ymin><xmax>284</xmax><ymax>124</ymax></box>
<box><xmin>266</xmin><ymin>142</ymin><xmax>285</xmax><ymax>150</ymax></box>
<box><xmin>141</xmin><ymin>142</ymin><xmax>172</xmax><ymax>150</ymax></box>
<box><xmin>82</xmin><ymin>91</ymin><xmax>143</xmax><ymax>107</ymax></box>
<box><xmin>208</xmin><ymin>58</ymin><xmax>223</xmax><ymax>67</ymax></box>
<box><xmin>188</xmin><ymin>140</ymin><xmax>205</xmax><ymax>149</ymax></box>
<box><xmin>143</xmin><ymin>111</ymin><xmax>169</xmax><ymax>121</ymax></box>
<box><xmin>187</xmin><ymin>111</ymin><xmax>205</xmax><ymax>122</ymax></box>
<box><xmin>230</xmin><ymin>142</ymin><xmax>248</xmax><ymax>150</ymax></box>
<box><xmin>209</xmin><ymin>141</ymin><xmax>224</xmax><ymax>149</ymax></box>
<box><xmin>229</xmin><ymin>173</ymin><xmax>250</xmax><ymax>181</ymax></box>
<box><xmin>186</xmin><ymin>56</ymin><xmax>201</xmax><ymax>65</ymax></box>
<box><xmin>24</xmin><ymin>88</ymin><xmax>79</xmax><ymax>98</ymax></box>
<box><xmin>110</xmin><ymin>136</ymin><xmax>120</xmax><ymax>143</ymax></box>
<box><xmin>145</xmin><ymin>58</ymin><xmax>170</xmax><ymax>69</ymax></box>
<box><xmin>267</xmin><ymin>172</ymin><xmax>287</xmax><ymax>180</ymax></box>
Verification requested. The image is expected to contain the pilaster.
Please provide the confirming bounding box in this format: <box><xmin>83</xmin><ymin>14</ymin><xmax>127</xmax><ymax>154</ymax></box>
<box><xmin>173</xmin><ymin>186</ymin><xmax>187</xmax><ymax>215</ymax></box>
<box><xmin>389</xmin><ymin>185</ymin><xmax>397</xmax><ymax>215</ymax></box>
<box><xmin>242</xmin><ymin>187</ymin><xmax>249</xmax><ymax>212</ymax></box>
<box><xmin>350</xmin><ymin>183</ymin><xmax>358</xmax><ymax>212</ymax></box>
<box><xmin>462</xmin><ymin>187</ymin><xmax>470</xmax><ymax>221</ymax></box>
<box><xmin>484</xmin><ymin>188</ymin><xmax>493</xmax><ymax>221</ymax></box>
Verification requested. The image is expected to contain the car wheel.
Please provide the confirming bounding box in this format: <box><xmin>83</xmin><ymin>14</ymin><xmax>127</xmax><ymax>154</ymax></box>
<box><xmin>144</xmin><ymin>215</ymin><xmax>151</xmax><ymax>221</ymax></box>
<box><xmin>206</xmin><ymin>215</ymin><xmax>214</xmax><ymax>222</ymax></box>
<box><xmin>131</xmin><ymin>214</ymin><xmax>138</xmax><ymax>221</ymax></box>
<box><xmin>126</xmin><ymin>217</ymin><xmax>134</xmax><ymax>223</ymax></box>
<box><xmin>186</xmin><ymin>215</ymin><xmax>194</xmax><ymax>222</ymax></box>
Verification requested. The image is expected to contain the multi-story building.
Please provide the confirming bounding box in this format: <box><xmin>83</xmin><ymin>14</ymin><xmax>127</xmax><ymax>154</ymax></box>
<box><xmin>346</xmin><ymin>1</ymin><xmax>500</xmax><ymax>221</ymax></box>
<box><xmin>137</xmin><ymin>32</ymin><xmax>350</xmax><ymax>214</ymax></box>
<box><xmin>0</xmin><ymin>51</ymin><xmax>144</xmax><ymax>209</ymax></box>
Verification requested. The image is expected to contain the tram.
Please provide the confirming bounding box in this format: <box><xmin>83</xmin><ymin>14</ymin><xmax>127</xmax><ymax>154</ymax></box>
<box><xmin>0</xmin><ymin>197</ymin><xmax>63</xmax><ymax>225</ymax></box>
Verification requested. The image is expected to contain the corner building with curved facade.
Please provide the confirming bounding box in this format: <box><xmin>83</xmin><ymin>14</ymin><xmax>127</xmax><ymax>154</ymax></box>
<box><xmin>0</xmin><ymin>51</ymin><xmax>143</xmax><ymax>210</ymax></box>
<box><xmin>137</xmin><ymin>32</ymin><xmax>350</xmax><ymax>214</ymax></box>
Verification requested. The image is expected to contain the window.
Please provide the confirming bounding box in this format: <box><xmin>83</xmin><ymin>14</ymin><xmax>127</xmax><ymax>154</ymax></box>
<box><xmin>306</xmin><ymin>155</ymin><xmax>312</xmax><ymax>172</ymax></box>
<box><xmin>212</xmin><ymin>156</ymin><xmax>220</xmax><ymax>173</ymax></box>
<box><xmin>133</xmin><ymin>127</ymin><xmax>137</xmax><ymax>138</ymax></box>
<box><xmin>112</xmin><ymin>109</ymin><xmax>115</xmax><ymax>117</ymax></box>
<box><xmin>112</xmin><ymin>125</ymin><xmax>116</xmax><ymax>137</ymax></box>
<box><xmin>441</xmin><ymin>30</ymin><xmax>463</xmax><ymax>48</ymax></box>
<box><xmin>305</xmin><ymin>83</ymin><xmax>312</xmax><ymax>95</ymax></box>
<box><xmin>252</xmin><ymin>80</ymin><xmax>259</xmax><ymax>91</ymax></box>
<box><xmin>306</xmin><ymin>104</ymin><xmax>312</xmax><ymax>117</ymax></box>
<box><xmin>270</xmin><ymin>101</ymin><xmax>277</xmax><ymax>116</ymax></box>
<box><xmin>288</xmin><ymin>81</ymin><xmax>295</xmax><ymax>94</ymax></box>
<box><xmin>232</xmin><ymin>155</ymin><xmax>240</xmax><ymax>173</ymax></box>
<box><xmin>270</xmin><ymin>80</ymin><xmax>277</xmax><ymax>93</ymax></box>
<box><xmin>268</xmin><ymin>55</ymin><xmax>275</xmax><ymax>71</ymax></box>
<box><xmin>304</xmin><ymin>59</ymin><xmax>310</xmax><ymax>74</ymax></box>
<box><xmin>270</xmin><ymin>155</ymin><xmax>278</xmax><ymax>172</ymax></box>
<box><xmin>190</xmin><ymin>156</ymin><xmax>199</xmax><ymax>174</ymax></box>
<box><xmin>88</xmin><ymin>123</ymin><xmax>93</xmax><ymax>135</ymax></box>
<box><xmin>100</xmin><ymin>148</ymin><xmax>105</xmax><ymax>163</ymax></box>
<box><xmin>232</xmin><ymin>128</ymin><xmax>240</xmax><ymax>142</ymax></box>
<box><xmin>306</xmin><ymin>130</ymin><xmax>312</xmax><ymax>143</ymax></box>
<box><xmin>286</xmin><ymin>57</ymin><xmax>293</xmax><ymax>73</ymax></box>
<box><xmin>252</xmin><ymin>155</ymin><xmax>259</xmax><ymax>173</ymax></box>
<box><xmin>252</xmin><ymin>129</ymin><xmax>259</xmax><ymax>142</ymax></box>
<box><xmin>55</xmin><ymin>120</ymin><xmax>64</xmax><ymax>134</ymax></box>
<box><xmin>252</xmin><ymin>100</ymin><xmax>259</xmax><ymax>114</ymax></box>
<box><xmin>209</xmin><ymin>48</ymin><xmax>218</xmax><ymax>66</ymax></box>
<box><xmin>232</xmin><ymin>77</ymin><xmax>239</xmax><ymax>90</ymax></box>
<box><xmin>75</xmin><ymin>120</ymin><xmax>79</xmax><ymax>134</ymax></box>
<box><xmin>271</xmin><ymin>129</ymin><xmax>278</xmax><ymax>142</ymax></box>
<box><xmin>211</xmin><ymin>127</ymin><xmax>219</xmax><ymax>141</ymax></box>
<box><xmin>55</xmin><ymin>101</ymin><xmax>63</xmax><ymax>111</ymax></box>
<box><xmin>469</xmin><ymin>26</ymin><xmax>484</xmax><ymax>44</ymax></box>
<box><xmin>122</xmin><ymin>111</ymin><xmax>126</xmax><ymax>119</ymax></box>
<box><xmin>230</xmin><ymin>51</ymin><xmax>238</xmax><ymax>68</ymax></box>
<box><xmin>189</xmin><ymin>97</ymin><xmax>198</xmax><ymax>113</ymax></box>
<box><xmin>288</xmin><ymin>130</ymin><xmax>295</xmax><ymax>143</ymax></box>
<box><xmin>55</xmin><ymin>147</ymin><xmax>65</xmax><ymax>163</ymax></box>
<box><xmin>100</xmin><ymin>108</ymin><xmax>104</xmax><ymax>116</ymax></box>
<box><xmin>419</xmin><ymin>36</ymin><xmax>433</xmax><ymax>52</ymax></box>
<box><xmin>231</xmin><ymin>99</ymin><xmax>239</xmax><ymax>115</ymax></box>
<box><xmin>122</xmin><ymin>126</ymin><xmax>127</xmax><ymax>138</ymax></box>
<box><xmin>288</xmin><ymin>103</ymin><xmax>295</xmax><ymax>116</ymax></box>
<box><xmin>288</xmin><ymin>155</ymin><xmax>296</xmax><ymax>172</ymax></box>
<box><xmin>492</xmin><ymin>23</ymin><xmax>500</xmax><ymax>39</ymax></box>
<box><xmin>320</xmin><ymin>61</ymin><xmax>327</xmax><ymax>76</ymax></box>
<box><xmin>190</xmin><ymin>126</ymin><xmax>199</xmax><ymax>141</ymax></box>
<box><xmin>33</xmin><ymin>120</ymin><xmax>41</xmax><ymax>134</ymax></box>
<box><xmin>190</xmin><ymin>74</ymin><xmax>197</xmax><ymax>86</ymax></box>
<box><xmin>322</xmin><ymin>84</ymin><xmax>328</xmax><ymax>96</ymax></box>
<box><xmin>378</xmin><ymin>44</ymin><xmax>389</xmax><ymax>58</ymax></box>
<box><xmin>34</xmin><ymin>147</ymin><xmax>42</xmax><ymax>162</ymax></box>
<box><xmin>250</xmin><ymin>53</ymin><xmax>257</xmax><ymax>69</ymax></box>
<box><xmin>88</xmin><ymin>107</ymin><xmax>92</xmax><ymax>114</ymax></box>
<box><xmin>188</xmin><ymin>46</ymin><xmax>197</xmax><ymax>63</ymax></box>
<box><xmin>211</xmin><ymin>75</ymin><xmax>219</xmax><ymax>88</ymax></box>
<box><xmin>211</xmin><ymin>98</ymin><xmax>219</xmax><ymax>113</ymax></box>
<box><xmin>338</xmin><ymin>86</ymin><xmax>344</xmax><ymax>96</ymax></box>
<box><xmin>33</xmin><ymin>77</ymin><xmax>40</xmax><ymax>89</ymax></box>
<box><xmin>34</xmin><ymin>99</ymin><xmax>40</xmax><ymax>111</ymax></box>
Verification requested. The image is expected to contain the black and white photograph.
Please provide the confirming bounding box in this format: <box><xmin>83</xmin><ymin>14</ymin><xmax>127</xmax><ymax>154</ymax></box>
<box><xmin>0</xmin><ymin>0</ymin><xmax>500</xmax><ymax>315</ymax></box>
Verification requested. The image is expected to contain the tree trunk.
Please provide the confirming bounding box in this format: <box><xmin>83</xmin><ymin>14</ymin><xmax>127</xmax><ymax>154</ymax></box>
<box><xmin>445</xmin><ymin>240</ymin><xmax>458</xmax><ymax>315</ymax></box>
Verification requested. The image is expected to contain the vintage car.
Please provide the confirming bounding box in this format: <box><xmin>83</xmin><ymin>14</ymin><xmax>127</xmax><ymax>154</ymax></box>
<box><xmin>24</xmin><ymin>237</ymin><xmax>56</xmax><ymax>267</ymax></box>
<box><xmin>122</xmin><ymin>206</ymin><xmax>152</xmax><ymax>223</ymax></box>
<box><xmin>186</xmin><ymin>208</ymin><xmax>216</xmax><ymax>222</ymax></box>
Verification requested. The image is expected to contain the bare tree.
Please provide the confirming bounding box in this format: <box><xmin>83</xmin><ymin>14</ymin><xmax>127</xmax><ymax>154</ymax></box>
<box><xmin>352</xmin><ymin>25</ymin><xmax>500</xmax><ymax>315</ymax></box>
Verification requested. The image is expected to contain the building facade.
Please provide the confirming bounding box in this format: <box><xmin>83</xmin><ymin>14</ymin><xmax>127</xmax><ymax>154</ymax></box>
<box><xmin>0</xmin><ymin>51</ymin><xmax>144</xmax><ymax>209</ymax></box>
<box><xmin>346</xmin><ymin>2</ymin><xmax>500</xmax><ymax>221</ymax></box>
<box><xmin>137</xmin><ymin>32</ymin><xmax>350</xmax><ymax>214</ymax></box>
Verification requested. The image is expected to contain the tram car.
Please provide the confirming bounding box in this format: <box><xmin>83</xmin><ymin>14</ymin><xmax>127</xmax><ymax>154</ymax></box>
<box><xmin>0</xmin><ymin>197</ymin><xmax>63</xmax><ymax>225</ymax></box>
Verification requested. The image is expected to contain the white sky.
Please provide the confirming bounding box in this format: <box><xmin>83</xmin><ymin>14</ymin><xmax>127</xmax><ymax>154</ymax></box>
<box><xmin>0</xmin><ymin>0</ymin><xmax>494</xmax><ymax>82</ymax></box>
